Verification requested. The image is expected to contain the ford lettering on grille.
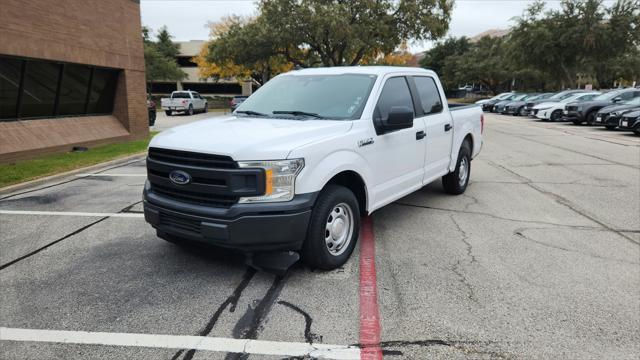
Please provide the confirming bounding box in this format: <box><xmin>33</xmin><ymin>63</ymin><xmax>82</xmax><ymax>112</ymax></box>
<box><xmin>169</xmin><ymin>170</ymin><xmax>191</xmax><ymax>185</ymax></box>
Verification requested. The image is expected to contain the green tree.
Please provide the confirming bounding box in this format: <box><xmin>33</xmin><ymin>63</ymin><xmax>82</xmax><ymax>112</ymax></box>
<box><xmin>142</xmin><ymin>26</ymin><xmax>186</xmax><ymax>90</ymax></box>
<box><xmin>420</xmin><ymin>36</ymin><xmax>471</xmax><ymax>89</ymax></box>
<box><xmin>444</xmin><ymin>36</ymin><xmax>513</xmax><ymax>94</ymax></box>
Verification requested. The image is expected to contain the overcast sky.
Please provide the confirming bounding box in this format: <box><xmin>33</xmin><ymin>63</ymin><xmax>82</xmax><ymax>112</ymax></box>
<box><xmin>139</xmin><ymin>0</ymin><xmax>595</xmax><ymax>52</ymax></box>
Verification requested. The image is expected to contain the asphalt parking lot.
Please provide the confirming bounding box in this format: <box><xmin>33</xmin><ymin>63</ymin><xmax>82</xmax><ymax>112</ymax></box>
<box><xmin>1</xmin><ymin>113</ymin><xmax>639</xmax><ymax>359</ymax></box>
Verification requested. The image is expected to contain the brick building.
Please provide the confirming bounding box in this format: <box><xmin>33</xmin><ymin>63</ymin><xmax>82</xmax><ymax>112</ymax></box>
<box><xmin>0</xmin><ymin>0</ymin><xmax>148</xmax><ymax>163</ymax></box>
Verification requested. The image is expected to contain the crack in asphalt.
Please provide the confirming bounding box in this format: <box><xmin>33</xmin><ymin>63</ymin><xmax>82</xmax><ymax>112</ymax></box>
<box><xmin>176</xmin><ymin>268</ymin><xmax>257</xmax><ymax>360</ymax></box>
<box><xmin>513</xmin><ymin>228</ymin><xmax>639</xmax><ymax>265</ymax></box>
<box><xmin>392</xmin><ymin>202</ymin><xmax>601</xmax><ymax>229</ymax></box>
<box><xmin>487</xmin><ymin>160</ymin><xmax>639</xmax><ymax>246</ymax></box>
<box><xmin>278</xmin><ymin>300</ymin><xmax>323</xmax><ymax>344</ymax></box>
<box><xmin>450</xmin><ymin>215</ymin><xmax>477</xmax><ymax>264</ymax></box>
<box><xmin>224</xmin><ymin>273</ymin><xmax>289</xmax><ymax>360</ymax></box>
<box><xmin>490</xmin><ymin>128</ymin><xmax>638</xmax><ymax>170</ymax></box>
<box><xmin>0</xmin><ymin>200</ymin><xmax>143</xmax><ymax>271</ymax></box>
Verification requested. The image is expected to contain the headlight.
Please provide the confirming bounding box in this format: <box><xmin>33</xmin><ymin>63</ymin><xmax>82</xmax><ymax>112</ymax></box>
<box><xmin>576</xmin><ymin>106</ymin><xmax>582</xmax><ymax>111</ymax></box>
<box><xmin>238</xmin><ymin>158</ymin><xmax>304</xmax><ymax>203</ymax></box>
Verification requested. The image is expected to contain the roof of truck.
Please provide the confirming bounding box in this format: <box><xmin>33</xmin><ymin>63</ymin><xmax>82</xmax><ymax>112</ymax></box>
<box><xmin>287</xmin><ymin>66</ymin><xmax>434</xmax><ymax>77</ymax></box>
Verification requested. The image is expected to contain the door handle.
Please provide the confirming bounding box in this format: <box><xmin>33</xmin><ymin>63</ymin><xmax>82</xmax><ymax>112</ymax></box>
<box><xmin>416</xmin><ymin>130</ymin><xmax>426</xmax><ymax>140</ymax></box>
<box><xmin>444</xmin><ymin>124</ymin><xmax>452</xmax><ymax>132</ymax></box>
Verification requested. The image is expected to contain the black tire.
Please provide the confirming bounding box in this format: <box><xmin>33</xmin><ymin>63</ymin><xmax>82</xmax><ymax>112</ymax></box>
<box><xmin>302</xmin><ymin>185</ymin><xmax>360</xmax><ymax>270</ymax></box>
<box><xmin>203</xmin><ymin>103</ymin><xmax>208</xmax><ymax>113</ymax></box>
<box><xmin>550</xmin><ymin>110</ymin><xmax>563</xmax><ymax>122</ymax></box>
<box><xmin>165</xmin><ymin>110</ymin><xmax>172</xmax><ymax>116</ymax></box>
<box><xmin>188</xmin><ymin>105</ymin><xmax>194</xmax><ymax>116</ymax></box>
<box><xmin>442</xmin><ymin>141</ymin><xmax>471</xmax><ymax>195</ymax></box>
<box><xmin>585</xmin><ymin>111</ymin><xmax>597</xmax><ymax>126</ymax></box>
<box><xmin>634</xmin><ymin>130</ymin><xmax>640</xmax><ymax>136</ymax></box>
<box><xmin>572</xmin><ymin>118</ymin><xmax>582</xmax><ymax>125</ymax></box>
<box><xmin>605</xmin><ymin>125</ymin><xmax>616</xmax><ymax>130</ymax></box>
<box><xmin>518</xmin><ymin>107</ymin><xmax>526</xmax><ymax>116</ymax></box>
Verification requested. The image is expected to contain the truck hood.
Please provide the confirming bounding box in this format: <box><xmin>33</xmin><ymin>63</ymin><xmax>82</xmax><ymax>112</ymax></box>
<box><xmin>149</xmin><ymin>115</ymin><xmax>353</xmax><ymax>160</ymax></box>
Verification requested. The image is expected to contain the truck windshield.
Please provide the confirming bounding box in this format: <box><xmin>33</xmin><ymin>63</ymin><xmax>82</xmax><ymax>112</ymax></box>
<box><xmin>235</xmin><ymin>74</ymin><xmax>377</xmax><ymax>120</ymax></box>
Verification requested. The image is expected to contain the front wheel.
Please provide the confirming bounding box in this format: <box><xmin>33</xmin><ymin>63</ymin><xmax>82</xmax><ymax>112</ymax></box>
<box><xmin>165</xmin><ymin>110</ymin><xmax>172</xmax><ymax>116</ymax></box>
<box><xmin>585</xmin><ymin>111</ymin><xmax>596</xmax><ymax>125</ymax></box>
<box><xmin>302</xmin><ymin>185</ymin><xmax>360</xmax><ymax>270</ymax></box>
<box><xmin>550</xmin><ymin>110</ymin><xmax>563</xmax><ymax>122</ymax></box>
<box><xmin>442</xmin><ymin>141</ymin><xmax>471</xmax><ymax>195</ymax></box>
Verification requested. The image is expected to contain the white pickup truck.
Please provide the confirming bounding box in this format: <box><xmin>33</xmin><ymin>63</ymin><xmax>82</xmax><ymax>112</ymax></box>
<box><xmin>160</xmin><ymin>90</ymin><xmax>208</xmax><ymax>116</ymax></box>
<box><xmin>144</xmin><ymin>67</ymin><xmax>483</xmax><ymax>272</ymax></box>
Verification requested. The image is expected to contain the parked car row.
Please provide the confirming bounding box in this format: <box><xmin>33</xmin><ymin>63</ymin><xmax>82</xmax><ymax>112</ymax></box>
<box><xmin>477</xmin><ymin>88</ymin><xmax>640</xmax><ymax>135</ymax></box>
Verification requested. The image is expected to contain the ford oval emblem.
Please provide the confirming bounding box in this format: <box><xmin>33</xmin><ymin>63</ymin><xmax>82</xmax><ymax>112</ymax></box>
<box><xmin>169</xmin><ymin>170</ymin><xmax>191</xmax><ymax>185</ymax></box>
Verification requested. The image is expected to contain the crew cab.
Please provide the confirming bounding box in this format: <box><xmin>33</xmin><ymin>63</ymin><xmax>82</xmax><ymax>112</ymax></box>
<box><xmin>565</xmin><ymin>88</ymin><xmax>640</xmax><ymax>125</ymax></box>
<box><xmin>161</xmin><ymin>90</ymin><xmax>208</xmax><ymax>116</ymax></box>
<box><xmin>143</xmin><ymin>67</ymin><xmax>483</xmax><ymax>272</ymax></box>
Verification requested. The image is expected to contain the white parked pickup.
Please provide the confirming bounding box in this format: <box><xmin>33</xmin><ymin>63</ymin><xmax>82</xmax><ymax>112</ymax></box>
<box><xmin>144</xmin><ymin>66</ymin><xmax>484</xmax><ymax>272</ymax></box>
<box><xmin>160</xmin><ymin>90</ymin><xmax>208</xmax><ymax>116</ymax></box>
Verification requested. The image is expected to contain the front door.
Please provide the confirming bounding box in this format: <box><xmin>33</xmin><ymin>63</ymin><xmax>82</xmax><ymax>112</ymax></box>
<box><xmin>362</xmin><ymin>76</ymin><xmax>426</xmax><ymax>209</ymax></box>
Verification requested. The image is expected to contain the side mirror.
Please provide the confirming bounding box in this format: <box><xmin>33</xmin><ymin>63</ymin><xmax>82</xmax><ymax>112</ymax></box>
<box><xmin>613</xmin><ymin>97</ymin><xmax>622</xmax><ymax>103</ymax></box>
<box><xmin>381</xmin><ymin>106</ymin><xmax>414</xmax><ymax>132</ymax></box>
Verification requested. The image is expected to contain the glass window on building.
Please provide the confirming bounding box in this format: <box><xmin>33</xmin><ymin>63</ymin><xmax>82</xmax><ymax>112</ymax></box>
<box><xmin>0</xmin><ymin>56</ymin><xmax>120</xmax><ymax>121</ymax></box>
<box><xmin>20</xmin><ymin>60</ymin><xmax>61</xmax><ymax>118</ymax></box>
<box><xmin>87</xmin><ymin>68</ymin><xmax>118</xmax><ymax>114</ymax></box>
<box><xmin>58</xmin><ymin>64</ymin><xmax>91</xmax><ymax>116</ymax></box>
<box><xmin>0</xmin><ymin>57</ymin><xmax>22</xmax><ymax>119</ymax></box>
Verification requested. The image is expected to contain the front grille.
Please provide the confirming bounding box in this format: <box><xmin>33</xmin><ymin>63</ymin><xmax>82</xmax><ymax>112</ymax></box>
<box><xmin>532</xmin><ymin>109</ymin><xmax>539</xmax><ymax>115</ymax></box>
<box><xmin>160</xmin><ymin>212</ymin><xmax>200</xmax><ymax>234</ymax></box>
<box><xmin>146</xmin><ymin>147</ymin><xmax>265</xmax><ymax>208</ymax></box>
<box><xmin>148</xmin><ymin>147</ymin><xmax>237</xmax><ymax>169</ymax></box>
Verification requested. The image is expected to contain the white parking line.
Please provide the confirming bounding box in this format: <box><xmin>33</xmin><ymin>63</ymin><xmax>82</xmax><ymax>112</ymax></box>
<box><xmin>0</xmin><ymin>327</ymin><xmax>360</xmax><ymax>359</ymax></box>
<box><xmin>0</xmin><ymin>210</ymin><xmax>143</xmax><ymax>218</ymax></box>
<box><xmin>75</xmin><ymin>173</ymin><xmax>146</xmax><ymax>177</ymax></box>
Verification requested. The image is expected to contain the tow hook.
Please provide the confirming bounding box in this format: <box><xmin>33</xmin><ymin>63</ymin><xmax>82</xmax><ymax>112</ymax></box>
<box><xmin>245</xmin><ymin>251</ymin><xmax>300</xmax><ymax>276</ymax></box>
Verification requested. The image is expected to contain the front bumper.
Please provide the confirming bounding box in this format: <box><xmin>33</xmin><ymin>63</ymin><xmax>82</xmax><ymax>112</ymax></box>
<box><xmin>618</xmin><ymin>118</ymin><xmax>639</xmax><ymax>131</ymax></box>
<box><xmin>594</xmin><ymin>114</ymin><xmax>621</xmax><ymax>127</ymax></box>
<box><xmin>144</xmin><ymin>190</ymin><xmax>318</xmax><ymax>252</ymax></box>
<box><xmin>563</xmin><ymin>109</ymin><xmax>583</xmax><ymax>121</ymax></box>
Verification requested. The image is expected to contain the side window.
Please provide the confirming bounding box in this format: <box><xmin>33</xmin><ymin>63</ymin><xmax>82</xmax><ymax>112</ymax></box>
<box><xmin>413</xmin><ymin>76</ymin><xmax>443</xmax><ymax>115</ymax></box>
<box><xmin>374</xmin><ymin>77</ymin><xmax>414</xmax><ymax>121</ymax></box>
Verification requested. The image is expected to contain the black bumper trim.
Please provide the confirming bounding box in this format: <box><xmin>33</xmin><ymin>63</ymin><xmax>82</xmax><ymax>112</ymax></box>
<box><xmin>144</xmin><ymin>192</ymin><xmax>318</xmax><ymax>252</ymax></box>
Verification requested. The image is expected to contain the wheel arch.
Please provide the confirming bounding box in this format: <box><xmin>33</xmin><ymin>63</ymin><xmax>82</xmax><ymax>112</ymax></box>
<box><xmin>323</xmin><ymin>170</ymin><xmax>368</xmax><ymax>216</ymax></box>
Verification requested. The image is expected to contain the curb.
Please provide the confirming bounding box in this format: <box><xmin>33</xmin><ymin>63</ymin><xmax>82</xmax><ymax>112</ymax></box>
<box><xmin>0</xmin><ymin>152</ymin><xmax>147</xmax><ymax>197</ymax></box>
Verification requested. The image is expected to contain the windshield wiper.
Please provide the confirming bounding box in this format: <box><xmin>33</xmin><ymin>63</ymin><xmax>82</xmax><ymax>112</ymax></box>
<box><xmin>235</xmin><ymin>110</ymin><xmax>270</xmax><ymax>117</ymax></box>
<box><xmin>273</xmin><ymin>110</ymin><xmax>326</xmax><ymax>119</ymax></box>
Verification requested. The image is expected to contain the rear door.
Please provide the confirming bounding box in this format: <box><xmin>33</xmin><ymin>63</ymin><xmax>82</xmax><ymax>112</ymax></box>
<box><xmin>410</xmin><ymin>76</ymin><xmax>453</xmax><ymax>182</ymax></box>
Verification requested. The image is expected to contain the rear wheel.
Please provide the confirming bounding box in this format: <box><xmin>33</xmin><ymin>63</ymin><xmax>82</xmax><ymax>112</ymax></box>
<box><xmin>550</xmin><ymin>110</ymin><xmax>563</xmax><ymax>122</ymax></box>
<box><xmin>442</xmin><ymin>141</ymin><xmax>471</xmax><ymax>195</ymax></box>
<box><xmin>188</xmin><ymin>105</ymin><xmax>194</xmax><ymax>116</ymax></box>
<box><xmin>302</xmin><ymin>185</ymin><xmax>360</xmax><ymax>270</ymax></box>
<box><xmin>203</xmin><ymin>103</ymin><xmax>208</xmax><ymax>113</ymax></box>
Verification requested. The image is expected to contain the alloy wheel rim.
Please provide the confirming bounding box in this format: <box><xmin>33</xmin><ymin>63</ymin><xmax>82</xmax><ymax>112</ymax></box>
<box><xmin>325</xmin><ymin>203</ymin><xmax>354</xmax><ymax>256</ymax></box>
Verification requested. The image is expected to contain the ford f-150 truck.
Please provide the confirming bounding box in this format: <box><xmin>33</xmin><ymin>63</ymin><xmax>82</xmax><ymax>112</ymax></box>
<box><xmin>161</xmin><ymin>90</ymin><xmax>208</xmax><ymax>116</ymax></box>
<box><xmin>143</xmin><ymin>67</ymin><xmax>483</xmax><ymax>272</ymax></box>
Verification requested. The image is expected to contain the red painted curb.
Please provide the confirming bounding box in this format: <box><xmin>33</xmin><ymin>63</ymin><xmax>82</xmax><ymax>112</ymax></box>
<box><xmin>359</xmin><ymin>216</ymin><xmax>382</xmax><ymax>359</ymax></box>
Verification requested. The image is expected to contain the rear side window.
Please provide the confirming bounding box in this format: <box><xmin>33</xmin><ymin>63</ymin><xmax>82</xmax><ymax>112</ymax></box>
<box><xmin>413</xmin><ymin>76</ymin><xmax>443</xmax><ymax>115</ymax></box>
<box><xmin>374</xmin><ymin>77</ymin><xmax>414</xmax><ymax>120</ymax></box>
